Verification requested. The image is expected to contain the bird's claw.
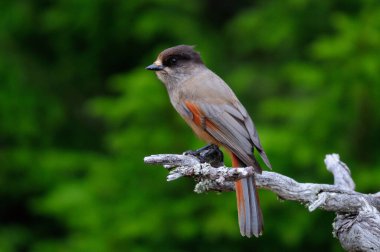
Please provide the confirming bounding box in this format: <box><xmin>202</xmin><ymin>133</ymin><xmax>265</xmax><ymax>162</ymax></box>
<box><xmin>184</xmin><ymin>144</ymin><xmax>224</xmax><ymax>167</ymax></box>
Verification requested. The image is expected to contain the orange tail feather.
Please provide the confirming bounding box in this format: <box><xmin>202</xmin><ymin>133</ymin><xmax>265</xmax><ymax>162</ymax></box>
<box><xmin>232</xmin><ymin>153</ymin><xmax>263</xmax><ymax>237</ymax></box>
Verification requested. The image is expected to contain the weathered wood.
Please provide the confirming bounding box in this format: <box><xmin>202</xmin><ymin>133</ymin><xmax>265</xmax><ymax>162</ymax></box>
<box><xmin>144</xmin><ymin>153</ymin><xmax>380</xmax><ymax>251</ymax></box>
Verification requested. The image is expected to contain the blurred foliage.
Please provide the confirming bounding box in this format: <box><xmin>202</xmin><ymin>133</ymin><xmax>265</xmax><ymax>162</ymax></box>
<box><xmin>1</xmin><ymin>0</ymin><xmax>380</xmax><ymax>251</ymax></box>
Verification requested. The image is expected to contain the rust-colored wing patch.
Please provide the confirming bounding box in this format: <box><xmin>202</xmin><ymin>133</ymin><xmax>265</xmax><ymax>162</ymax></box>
<box><xmin>185</xmin><ymin>101</ymin><xmax>220</xmax><ymax>130</ymax></box>
<box><xmin>184</xmin><ymin>101</ymin><xmax>203</xmax><ymax>127</ymax></box>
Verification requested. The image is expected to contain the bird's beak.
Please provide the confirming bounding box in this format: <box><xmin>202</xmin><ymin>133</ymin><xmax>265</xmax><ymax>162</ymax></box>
<box><xmin>146</xmin><ymin>63</ymin><xmax>164</xmax><ymax>71</ymax></box>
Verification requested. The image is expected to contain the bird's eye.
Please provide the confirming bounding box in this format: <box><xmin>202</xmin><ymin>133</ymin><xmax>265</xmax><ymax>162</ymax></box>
<box><xmin>170</xmin><ymin>57</ymin><xmax>177</xmax><ymax>64</ymax></box>
<box><xmin>164</xmin><ymin>55</ymin><xmax>185</xmax><ymax>67</ymax></box>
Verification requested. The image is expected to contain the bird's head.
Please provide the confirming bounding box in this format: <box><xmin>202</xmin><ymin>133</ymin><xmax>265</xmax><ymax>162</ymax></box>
<box><xmin>146</xmin><ymin>45</ymin><xmax>204</xmax><ymax>87</ymax></box>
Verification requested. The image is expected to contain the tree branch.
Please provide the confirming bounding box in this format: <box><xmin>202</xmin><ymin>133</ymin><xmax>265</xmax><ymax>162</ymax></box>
<box><xmin>144</xmin><ymin>153</ymin><xmax>380</xmax><ymax>251</ymax></box>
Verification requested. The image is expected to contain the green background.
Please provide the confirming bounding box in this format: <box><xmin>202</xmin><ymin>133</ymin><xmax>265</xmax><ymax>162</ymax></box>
<box><xmin>1</xmin><ymin>0</ymin><xmax>380</xmax><ymax>251</ymax></box>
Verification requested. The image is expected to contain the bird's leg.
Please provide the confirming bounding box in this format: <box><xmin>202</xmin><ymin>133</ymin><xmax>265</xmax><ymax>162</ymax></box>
<box><xmin>184</xmin><ymin>144</ymin><xmax>224</xmax><ymax>167</ymax></box>
<box><xmin>199</xmin><ymin>144</ymin><xmax>224</xmax><ymax>168</ymax></box>
<box><xmin>184</xmin><ymin>144</ymin><xmax>213</xmax><ymax>157</ymax></box>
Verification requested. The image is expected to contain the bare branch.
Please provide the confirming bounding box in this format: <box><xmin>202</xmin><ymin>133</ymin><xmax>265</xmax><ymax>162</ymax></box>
<box><xmin>325</xmin><ymin>154</ymin><xmax>355</xmax><ymax>190</ymax></box>
<box><xmin>144</xmin><ymin>153</ymin><xmax>380</xmax><ymax>251</ymax></box>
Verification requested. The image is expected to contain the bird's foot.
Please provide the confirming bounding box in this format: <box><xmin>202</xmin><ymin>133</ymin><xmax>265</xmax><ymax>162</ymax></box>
<box><xmin>184</xmin><ymin>144</ymin><xmax>224</xmax><ymax>167</ymax></box>
<box><xmin>184</xmin><ymin>144</ymin><xmax>212</xmax><ymax>156</ymax></box>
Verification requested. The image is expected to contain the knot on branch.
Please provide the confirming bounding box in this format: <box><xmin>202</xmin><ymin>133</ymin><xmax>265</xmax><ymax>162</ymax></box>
<box><xmin>334</xmin><ymin>200</ymin><xmax>380</xmax><ymax>251</ymax></box>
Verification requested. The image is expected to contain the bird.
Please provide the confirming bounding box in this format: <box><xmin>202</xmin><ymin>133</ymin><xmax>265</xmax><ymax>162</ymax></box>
<box><xmin>146</xmin><ymin>45</ymin><xmax>271</xmax><ymax>237</ymax></box>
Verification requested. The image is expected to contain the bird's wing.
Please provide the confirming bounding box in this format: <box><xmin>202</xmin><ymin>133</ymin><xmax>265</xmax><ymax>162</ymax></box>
<box><xmin>175</xmin><ymin>69</ymin><xmax>271</xmax><ymax>169</ymax></box>
<box><xmin>183</xmin><ymin>100</ymin><xmax>263</xmax><ymax>171</ymax></box>
<box><xmin>234</xmin><ymin>102</ymin><xmax>272</xmax><ymax>169</ymax></box>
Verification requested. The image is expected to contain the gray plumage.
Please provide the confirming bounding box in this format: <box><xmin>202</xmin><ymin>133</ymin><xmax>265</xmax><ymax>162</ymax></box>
<box><xmin>146</xmin><ymin>45</ymin><xmax>272</xmax><ymax>237</ymax></box>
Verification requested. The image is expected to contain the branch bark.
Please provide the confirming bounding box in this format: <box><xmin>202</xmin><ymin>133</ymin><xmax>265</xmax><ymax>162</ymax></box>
<box><xmin>144</xmin><ymin>153</ymin><xmax>380</xmax><ymax>251</ymax></box>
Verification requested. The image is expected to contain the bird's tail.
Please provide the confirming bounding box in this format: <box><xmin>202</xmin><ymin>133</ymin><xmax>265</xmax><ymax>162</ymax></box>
<box><xmin>232</xmin><ymin>154</ymin><xmax>263</xmax><ymax>237</ymax></box>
